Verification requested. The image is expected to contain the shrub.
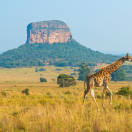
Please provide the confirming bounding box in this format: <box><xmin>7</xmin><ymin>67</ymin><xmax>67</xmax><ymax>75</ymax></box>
<box><xmin>35</xmin><ymin>67</ymin><xmax>46</xmax><ymax>72</ymax></box>
<box><xmin>57</xmin><ymin>74</ymin><xmax>76</xmax><ymax>87</ymax></box>
<box><xmin>40</xmin><ymin>77</ymin><xmax>47</xmax><ymax>82</ymax></box>
<box><xmin>64</xmin><ymin>90</ymin><xmax>71</xmax><ymax>94</ymax></box>
<box><xmin>22</xmin><ymin>88</ymin><xmax>29</xmax><ymax>95</ymax></box>
<box><xmin>116</xmin><ymin>86</ymin><xmax>132</xmax><ymax>97</ymax></box>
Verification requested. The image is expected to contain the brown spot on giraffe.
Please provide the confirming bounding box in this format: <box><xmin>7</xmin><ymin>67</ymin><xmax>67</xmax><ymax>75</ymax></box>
<box><xmin>83</xmin><ymin>53</ymin><xmax>132</xmax><ymax>110</ymax></box>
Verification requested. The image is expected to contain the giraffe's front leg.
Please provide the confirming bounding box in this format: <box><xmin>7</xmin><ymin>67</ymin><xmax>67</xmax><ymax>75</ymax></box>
<box><xmin>106</xmin><ymin>86</ymin><xmax>113</xmax><ymax>105</ymax></box>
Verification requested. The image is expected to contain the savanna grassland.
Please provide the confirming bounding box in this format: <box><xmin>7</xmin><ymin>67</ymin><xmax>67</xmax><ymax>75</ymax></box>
<box><xmin>0</xmin><ymin>66</ymin><xmax>132</xmax><ymax>132</ymax></box>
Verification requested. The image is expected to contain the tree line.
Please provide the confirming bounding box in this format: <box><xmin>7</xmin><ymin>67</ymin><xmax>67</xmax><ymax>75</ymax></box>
<box><xmin>40</xmin><ymin>63</ymin><xmax>126</xmax><ymax>87</ymax></box>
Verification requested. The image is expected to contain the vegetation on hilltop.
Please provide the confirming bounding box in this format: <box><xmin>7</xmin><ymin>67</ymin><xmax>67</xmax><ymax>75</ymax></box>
<box><xmin>0</xmin><ymin>40</ymin><xmax>119</xmax><ymax>68</ymax></box>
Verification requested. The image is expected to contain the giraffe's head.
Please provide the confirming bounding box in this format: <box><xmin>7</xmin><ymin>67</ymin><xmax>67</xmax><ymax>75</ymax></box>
<box><xmin>122</xmin><ymin>53</ymin><xmax>132</xmax><ymax>62</ymax></box>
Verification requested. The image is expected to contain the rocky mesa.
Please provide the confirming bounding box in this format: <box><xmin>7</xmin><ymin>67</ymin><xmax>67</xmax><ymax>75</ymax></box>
<box><xmin>26</xmin><ymin>20</ymin><xmax>72</xmax><ymax>44</ymax></box>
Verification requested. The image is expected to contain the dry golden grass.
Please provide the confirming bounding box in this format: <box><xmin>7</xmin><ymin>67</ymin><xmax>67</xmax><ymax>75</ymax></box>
<box><xmin>0</xmin><ymin>66</ymin><xmax>132</xmax><ymax>132</ymax></box>
<box><xmin>0</xmin><ymin>66</ymin><xmax>77</xmax><ymax>83</ymax></box>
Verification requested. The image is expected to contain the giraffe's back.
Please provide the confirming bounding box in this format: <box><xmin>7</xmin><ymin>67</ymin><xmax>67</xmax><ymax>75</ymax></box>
<box><xmin>87</xmin><ymin>70</ymin><xmax>111</xmax><ymax>87</ymax></box>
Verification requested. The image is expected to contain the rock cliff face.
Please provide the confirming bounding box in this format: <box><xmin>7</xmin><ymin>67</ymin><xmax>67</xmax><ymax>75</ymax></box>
<box><xmin>26</xmin><ymin>20</ymin><xmax>72</xmax><ymax>44</ymax></box>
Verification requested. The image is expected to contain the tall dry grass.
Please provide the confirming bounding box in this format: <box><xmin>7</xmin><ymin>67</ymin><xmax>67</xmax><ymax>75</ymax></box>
<box><xmin>0</xmin><ymin>81</ymin><xmax>132</xmax><ymax>132</ymax></box>
<box><xmin>0</xmin><ymin>67</ymin><xmax>132</xmax><ymax>132</ymax></box>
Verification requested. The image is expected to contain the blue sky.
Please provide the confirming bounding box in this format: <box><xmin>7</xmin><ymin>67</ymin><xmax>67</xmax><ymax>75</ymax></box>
<box><xmin>1</xmin><ymin>0</ymin><xmax>132</xmax><ymax>54</ymax></box>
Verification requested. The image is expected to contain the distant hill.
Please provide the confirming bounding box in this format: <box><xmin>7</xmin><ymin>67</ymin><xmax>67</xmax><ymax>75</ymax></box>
<box><xmin>0</xmin><ymin>40</ymin><xmax>119</xmax><ymax>68</ymax></box>
<box><xmin>0</xmin><ymin>20</ymin><xmax>120</xmax><ymax>68</ymax></box>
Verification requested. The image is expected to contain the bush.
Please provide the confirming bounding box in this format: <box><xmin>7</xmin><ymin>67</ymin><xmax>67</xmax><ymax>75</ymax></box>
<box><xmin>116</xmin><ymin>86</ymin><xmax>132</xmax><ymax>97</ymax></box>
<box><xmin>64</xmin><ymin>90</ymin><xmax>71</xmax><ymax>94</ymax></box>
<box><xmin>57</xmin><ymin>74</ymin><xmax>76</xmax><ymax>87</ymax></box>
<box><xmin>35</xmin><ymin>67</ymin><xmax>46</xmax><ymax>72</ymax></box>
<box><xmin>22</xmin><ymin>88</ymin><xmax>29</xmax><ymax>95</ymax></box>
<box><xmin>40</xmin><ymin>77</ymin><xmax>47</xmax><ymax>82</ymax></box>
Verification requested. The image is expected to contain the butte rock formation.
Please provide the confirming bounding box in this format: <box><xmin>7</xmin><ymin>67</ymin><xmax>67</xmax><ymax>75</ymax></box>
<box><xmin>26</xmin><ymin>20</ymin><xmax>72</xmax><ymax>44</ymax></box>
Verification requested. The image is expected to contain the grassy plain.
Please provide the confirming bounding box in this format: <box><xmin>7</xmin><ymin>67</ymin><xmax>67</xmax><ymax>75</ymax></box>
<box><xmin>0</xmin><ymin>66</ymin><xmax>132</xmax><ymax>132</ymax></box>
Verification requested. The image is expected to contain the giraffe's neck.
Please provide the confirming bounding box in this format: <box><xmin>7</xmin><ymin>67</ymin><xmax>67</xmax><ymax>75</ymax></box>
<box><xmin>102</xmin><ymin>58</ymin><xmax>124</xmax><ymax>74</ymax></box>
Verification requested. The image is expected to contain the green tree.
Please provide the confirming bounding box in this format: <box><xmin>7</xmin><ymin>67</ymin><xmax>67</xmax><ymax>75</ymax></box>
<box><xmin>111</xmin><ymin>67</ymin><xmax>126</xmax><ymax>81</ymax></box>
<box><xmin>57</xmin><ymin>74</ymin><xmax>76</xmax><ymax>87</ymax></box>
<box><xmin>78</xmin><ymin>63</ymin><xmax>91</xmax><ymax>81</ymax></box>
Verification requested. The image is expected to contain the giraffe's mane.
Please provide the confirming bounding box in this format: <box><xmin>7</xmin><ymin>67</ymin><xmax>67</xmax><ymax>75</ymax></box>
<box><xmin>101</xmin><ymin>57</ymin><xmax>123</xmax><ymax>70</ymax></box>
<box><xmin>87</xmin><ymin>57</ymin><xmax>124</xmax><ymax>78</ymax></box>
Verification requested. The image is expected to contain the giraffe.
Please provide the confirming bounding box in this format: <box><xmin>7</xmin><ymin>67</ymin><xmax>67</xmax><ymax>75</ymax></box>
<box><xmin>83</xmin><ymin>53</ymin><xmax>132</xmax><ymax>109</ymax></box>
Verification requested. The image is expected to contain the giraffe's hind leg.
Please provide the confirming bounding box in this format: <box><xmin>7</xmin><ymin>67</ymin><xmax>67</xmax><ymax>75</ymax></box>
<box><xmin>83</xmin><ymin>88</ymin><xmax>88</xmax><ymax>103</ymax></box>
<box><xmin>106</xmin><ymin>86</ymin><xmax>113</xmax><ymax>104</ymax></box>
<box><xmin>83</xmin><ymin>80</ymin><xmax>91</xmax><ymax>103</ymax></box>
